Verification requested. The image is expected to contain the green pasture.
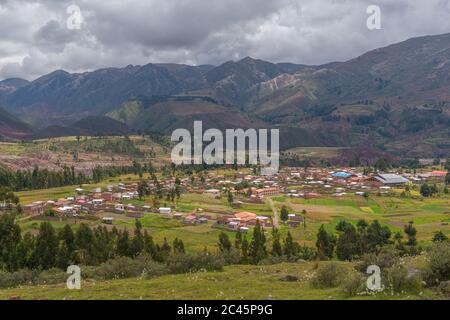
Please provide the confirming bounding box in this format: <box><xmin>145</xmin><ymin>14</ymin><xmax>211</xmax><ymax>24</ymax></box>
<box><xmin>0</xmin><ymin>261</ymin><xmax>443</xmax><ymax>300</ymax></box>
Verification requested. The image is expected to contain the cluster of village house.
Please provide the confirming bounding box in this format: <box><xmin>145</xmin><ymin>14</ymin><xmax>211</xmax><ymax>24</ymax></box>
<box><xmin>18</xmin><ymin>168</ymin><xmax>448</xmax><ymax>232</ymax></box>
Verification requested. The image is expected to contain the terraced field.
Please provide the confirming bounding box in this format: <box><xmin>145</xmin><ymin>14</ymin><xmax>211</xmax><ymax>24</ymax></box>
<box><xmin>0</xmin><ymin>135</ymin><xmax>170</xmax><ymax>172</ymax></box>
<box><xmin>284</xmin><ymin>147</ymin><xmax>344</xmax><ymax>160</ymax></box>
<box><xmin>275</xmin><ymin>195</ymin><xmax>450</xmax><ymax>246</ymax></box>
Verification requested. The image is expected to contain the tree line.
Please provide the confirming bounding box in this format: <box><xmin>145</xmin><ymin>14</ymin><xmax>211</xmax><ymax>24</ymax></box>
<box><xmin>0</xmin><ymin>213</ymin><xmax>185</xmax><ymax>272</ymax></box>
<box><xmin>0</xmin><ymin>187</ymin><xmax>19</xmax><ymax>205</ymax></box>
<box><xmin>315</xmin><ymin>219</ymin><xmax>447</xmax><ymax>261</ymax></box>
<box><xmin>420</xmin><ymin>183</ymin><xmax>445</xmax><ymax>197</ymax></box>
<box><xmin>0</xmin><ymin>163</ymin><xmax>156</xmax><ymax>192</ymax></box>
<box><xmin>1</xmin><ymin>212</ymin><xmax>448</xmax><ymax>274</ymax></box>
<box><xmin>0</xmin><ymin>214</ymin><xmax>316</xmax><ymax>273</ymax></box>
<box><xmin>217</xmin><ymin>223</ymin><xmax>316</xmax><ymax>265</ymax></box>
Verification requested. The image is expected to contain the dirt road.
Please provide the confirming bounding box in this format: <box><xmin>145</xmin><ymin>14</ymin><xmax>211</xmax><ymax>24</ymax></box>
<box><xmin>268</xmin><ymin>198</ymin><xmax>279</xmax><ymax>227</ymax></box>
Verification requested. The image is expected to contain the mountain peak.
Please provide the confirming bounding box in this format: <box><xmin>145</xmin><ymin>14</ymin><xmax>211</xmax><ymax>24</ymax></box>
<box><xmin>0</xmin><ymin>107</ymin><xmax>34</xmax><ymax>139</ymax></box>
<box><xmin>1</xmin><ymin>32</ymin><xmax>450</xmax><ymax>157</ymax></box>
<box><xmin>33</xmin><ymin>69</ymin><xmax>71</xmax><ymax>83</ymax></box>
<box><xmin>48</xmin><ymin>69</ymin><xmax>70</xmax><ymax>76</ymax></box>
<box><xmin>0</xmin><ymin>78</ymin><xmax>30</xmax><ymax>98</ymax></box>
<box><xmin>0</xmin><ymin>78</ymin><xmax>30</xmax><ymax>85</ymax></box>
<box><xmin>239</xmin><ymin>56</ymin><xmax>259</xmax><ymax>63</ymax></box>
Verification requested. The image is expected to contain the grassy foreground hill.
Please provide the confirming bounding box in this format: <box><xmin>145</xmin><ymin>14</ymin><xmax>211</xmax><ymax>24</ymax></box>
<box><xmin>0</xmin><ymin>261</ymin><xmax>446</xmax><ymax>300</ymax></box>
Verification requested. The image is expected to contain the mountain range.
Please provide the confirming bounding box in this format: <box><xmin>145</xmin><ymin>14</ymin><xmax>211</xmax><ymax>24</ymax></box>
<box><xmin>1</xmin><ymin>33</ymin><xmax>450</xmax><ymax>157</ymax></box>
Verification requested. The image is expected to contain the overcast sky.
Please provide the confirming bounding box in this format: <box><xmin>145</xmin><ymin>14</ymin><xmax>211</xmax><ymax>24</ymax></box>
<box><xmin>1</xmin><ymin>0</ymin><xmax>450</xmax><ymax>80</ymax></box>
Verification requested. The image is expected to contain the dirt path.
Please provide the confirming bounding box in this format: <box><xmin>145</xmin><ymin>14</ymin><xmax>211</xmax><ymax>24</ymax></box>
<box><xmin>268</xmin><ymin>198</ymin><xmax>279</xmax><ymax>227</ymax></box>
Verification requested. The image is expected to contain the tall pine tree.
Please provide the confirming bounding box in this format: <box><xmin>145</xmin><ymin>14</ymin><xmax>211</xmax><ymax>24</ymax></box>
<box><xmin>249</xmin><ymin>221</ymin><xmax>267</xmax><ymax>264</ymax></box>
<box><xmin>316</xmin><ymin>225</ymin><xmax>335</xmax><ymax>260</ymax></box>
<box><xmin>33</xmin><ymin>222</ymin><xmax>58</xmax><ymax>270</ymax></box>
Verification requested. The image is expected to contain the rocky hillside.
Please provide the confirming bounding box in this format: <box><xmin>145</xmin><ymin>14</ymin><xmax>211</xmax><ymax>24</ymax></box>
<box><xmin>0</xmin><ymin>78</ymin><xmax>30</xmax><ymax>98</ymax></box>
<box><xmin>33</xmin><ymin>116</ymin><xmax>130</xmax><ymax>139</ymax></box>
<box><xmin>0</xmin><ymin>108</ymin><xmax>34</xmax><ymax>140</ymax></box>
<box><xmin>107</xmin><ymin>95</ymin><xmax>265</xmax><ymax>135</ymax></box>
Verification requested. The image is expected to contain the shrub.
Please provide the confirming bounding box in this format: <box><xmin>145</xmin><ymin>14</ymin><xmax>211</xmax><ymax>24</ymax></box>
<box><xmin>139</xmin><ymin>257</ymin><xmax>168</xmax><ymax>279</ymax></box>
<box><xmin>355</xmin><ymin>249</ymin><xmax>399</xmax><ymax>273</ymax></box>
<box><xmin>432</xmin><ymin>231</ymin><xmax>448</xmax><ymax>242</ymax></box>
<box><xmin>383</xmin><ymin>264</ymin><xmax>422</xmax><ymax>294</ymax></box>
<box><xmin>422</xmin><ymin>241</ymin><xmax>450</xmax><ymax>286</ymax></box>
<box><xmin>310</xmin><ymin>262</ymin><xmax>346</xmax><ymax>288</ymax></box>
<box><xmin>0</xmin><ymin>269</ymin><xmax>39</xmax><ymax>288</ymax></box>
<box><xmin>82</xmin><ymin>256</ymin><xmax>141</xmax><ymax>280</ymax></box>
<box><xmin>437</xmin><ymin>280</ymin><xmax>450</xmax><ymax>294</ymax></box>
<box><xmin>220</xmin><ymin>249</ymin><xmax>241</xmax><ymax>265</ymax></box>
<box><xmin>298</xmin><ymin>246</ymin><xmax>317</xmax><ymax>261</ymax></box>
<box><xmin>398</xmin><ymin>244</ymin><xmax>422</xmax><ymax>257</ymax></box>
<box><xmin>37</xmin><ymin>268</ymin><xmax>68</xmax><ymax>285</ymax></box>
<box><xmin>83</xmin><ymin>254</ymin><xmax>167</xmax><ymax>280</ymax></box>
<box><xmin>166</xmin><ymin>252</ymin><xmax>224</xmax><ymax>274</ymax></box>
<box><xmin>0</xmin><ymin>268</ymin><xmax>68</xmax><ymax>288</ymax></box>
<box><xmin>340</xmin><ymin>273</ymin><xmax>366</xmax><ymax>297</ymax></box>
<box><xmin>259</xmin><ymin>255</ymin><xmax>290</xmax><ymax>265</ymax></box>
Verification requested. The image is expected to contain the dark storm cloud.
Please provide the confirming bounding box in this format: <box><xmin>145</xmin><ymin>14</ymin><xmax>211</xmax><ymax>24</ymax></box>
<box><xmin>88</xmin><ymin>0</ymin><xmax>292</xmax><ymax>48</ymax></box>
<box><xmin>1</xmin><ymin>0</ymin><xmax>450</xmax><ymax>80</ymax></box>
<box><xmin>33</xmin><ymin>19</ymin><xmax>83</xmax><ymax>52</ymax></box>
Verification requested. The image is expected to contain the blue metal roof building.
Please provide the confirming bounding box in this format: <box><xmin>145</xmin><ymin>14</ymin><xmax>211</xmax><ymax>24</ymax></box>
<box><xmin>332</xmin><ymin>172</ymin><xmax>353</xmax><ymax>178</ymax></box>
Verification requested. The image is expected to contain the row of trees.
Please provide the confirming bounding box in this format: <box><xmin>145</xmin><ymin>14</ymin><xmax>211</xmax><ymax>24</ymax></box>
<box><xmin>217</xmin><ymin>223</ymin><xmax>315</xmax><ymax>264</ymax></box>
<box><xmin>0</xmin><ymin>165</ymin><xmax>88</xmax><ymax>191</ymax></box>
<box><xmin>0</xmin><ymin>187</ymin><xmax>19</xmax><ymax>205</ymax></box>
<box><xmin>314</xmin><ymin>219</ymin><xmax>442</xmax><ymax>261</ymax></box>
<box><xmin>91</xmin><ymin>162</ymin><xmax>155</xmax><ymax>183</ymax></box>
<box><xmin>78</xmin><ymin>136</ymin><xmax>144</xmax><ymax>157</ymax></box>
<box><xmin>2</xmin><ymin>211</ymin><xmax>447</xmax><ymax>273</ymax></box>
<box><xmin>136</xmin><ymin>173</ymin><xmax>182</xmax><ymax>202</ymax></box>
<box><xmin>420</xmin><ymin>183</ymin><xmax>447</xmax><ymax>197</ymax></box>
<box><xmin>0</xmin><ymin>213</ymin><xmax>184</xmax><ymax>272</ymax></box>
<box><xmin>1</xmin><ymin>214</ymin><xmax>316</xmax><ymax>273</ymax></box>
<box><xmin>0</xmin><ymin>163</ymin><xmax>155</xmax><ymax>191</ymax></box>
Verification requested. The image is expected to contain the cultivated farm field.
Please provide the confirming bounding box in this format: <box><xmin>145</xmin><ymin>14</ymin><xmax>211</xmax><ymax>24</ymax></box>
<box><xmin>0</xmin><ymin>136</ymin><xmax>170</xmax><ymax>172</ymax></box>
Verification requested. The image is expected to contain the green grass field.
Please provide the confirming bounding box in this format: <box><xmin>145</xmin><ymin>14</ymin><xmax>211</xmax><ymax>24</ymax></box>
<box><xmin>0</xmin><ymin>260</ymin><xmax>445</xmax><ymax>300</ymax></box>
<box><xmin>277</xmin><ymin>195</ymin><xmax>450</xmax><ymax>245</ymax></box>
<box><xmin>17</xmin><ymin>173</ymin><xmax>152</xmax><ymax>204</ymax></box>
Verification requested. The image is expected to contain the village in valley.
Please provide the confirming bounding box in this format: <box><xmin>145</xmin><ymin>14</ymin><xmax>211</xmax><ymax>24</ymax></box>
<box><xmin>0</xmin><ymin>137</ymin><xmax>449</xmax><ymax>300</ymax></box>
<box><xmin>2</xmin><ymin>1</ymin><xmax>450</xmax><ymax>302</ymax></box>
<box><xmin>14</xmin><ymin>164</ymin><xmax>449</xmax><ymax>247</ymax></box>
